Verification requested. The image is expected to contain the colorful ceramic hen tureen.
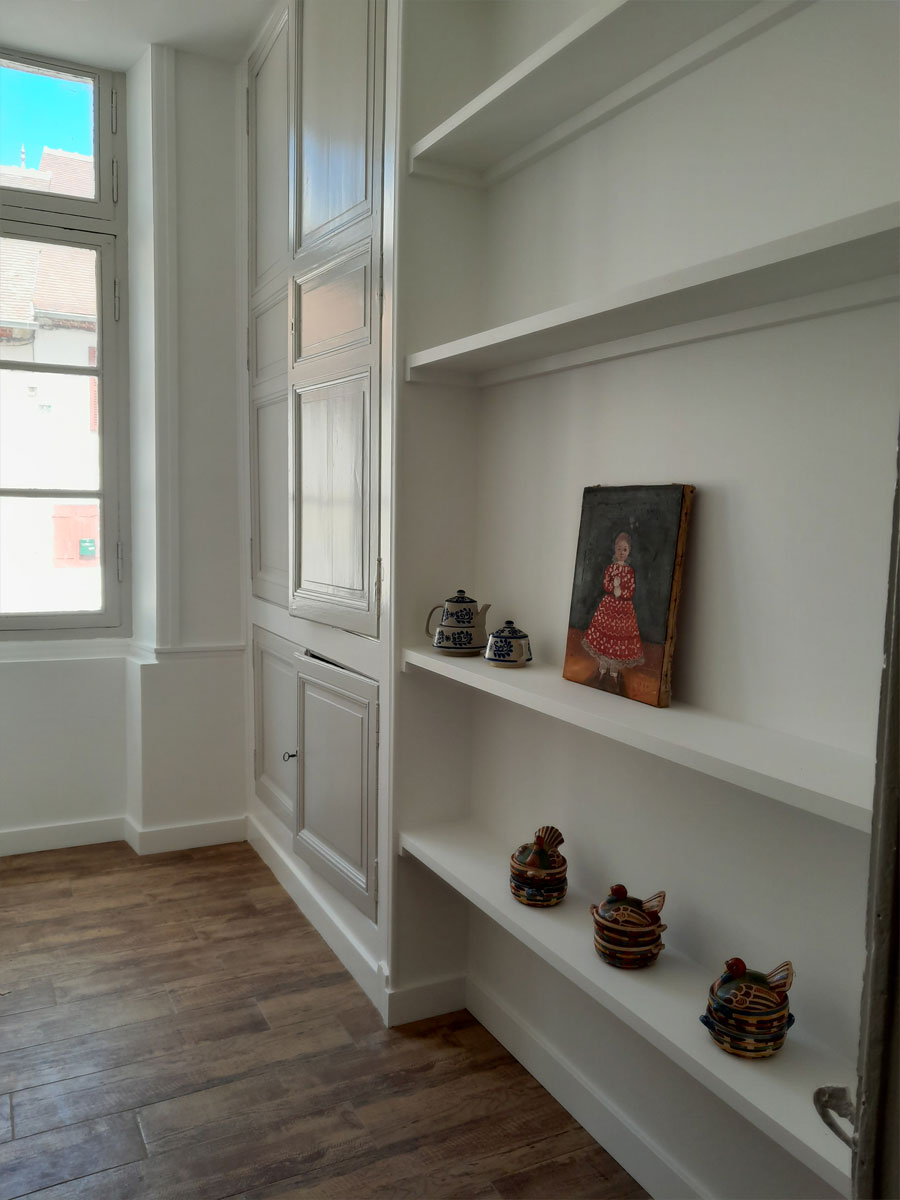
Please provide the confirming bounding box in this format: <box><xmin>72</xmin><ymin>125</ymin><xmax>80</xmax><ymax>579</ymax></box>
<box><xmin>700</xmin><ymin>958</ymin><xmax>795</xmax><ymax>1058</ymax></box>
<box><xmin>509</xmin><ymin>825</ymin><xmax>567</xmax><ymax>907</ymax></box>
<box><xmin>590</xmin><ymin>884</ymin><xmax>666</xmax><ymax>969</ymax></box>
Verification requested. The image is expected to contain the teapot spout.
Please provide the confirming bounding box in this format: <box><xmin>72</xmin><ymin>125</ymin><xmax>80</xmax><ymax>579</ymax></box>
<box><xmin>476</xmin><ymin>603</ymin><xmax>491</xmax><ymax>628</ymax></box>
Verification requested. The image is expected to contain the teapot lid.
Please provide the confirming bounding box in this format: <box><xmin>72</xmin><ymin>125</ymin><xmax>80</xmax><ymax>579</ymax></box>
<box><xmin>446</xmin><ymin>589</ymin><xmax>476</xmax><ymax>604</ymax></box>
<box><xmin>491</xmin><ymin>619</ymin><xmax>527</xmax><ymax>638</ymax></box>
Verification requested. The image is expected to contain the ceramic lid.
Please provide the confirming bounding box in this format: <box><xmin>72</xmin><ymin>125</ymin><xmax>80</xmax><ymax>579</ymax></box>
<box><xmin>511</xmin><ymin>825</ymin><xmax>566</xmax><ymax>872</ymax></box>
<box><xmin>490</xmin><ymin>619</ymin><xmax>528</xmax><ymax>638</ymax></box>
<box><xmin>446</xmin><ymin>589</ymin><xmax>476</xmax><ymax>604</ymax></box>
<box><xmin>712</xmin><ymin>958</ymin><xmax>793</xmax><ymax>1010</ymax></box>
<box><xmin>598</xmin><ymin>883</ymin><xmax>663</xmax><ymax>926</ymax></box>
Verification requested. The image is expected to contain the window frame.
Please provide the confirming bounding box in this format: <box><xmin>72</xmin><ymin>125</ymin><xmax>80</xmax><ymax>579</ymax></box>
<box><xmin>0</xmin><ymin>47</ymin><xmax>128</xmax><ymax>635</ymax></box>
<box><xmin>0</xmin><ymin>50</ymin><xmax>118</xmax><ymax>224</ymax></box>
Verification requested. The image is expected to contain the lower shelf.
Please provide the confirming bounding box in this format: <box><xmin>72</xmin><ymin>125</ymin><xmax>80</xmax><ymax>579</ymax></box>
<box><xmin>400</xmin><ymin>819</ymin><xmax>853</xmax><ymax>1195</ymax></box>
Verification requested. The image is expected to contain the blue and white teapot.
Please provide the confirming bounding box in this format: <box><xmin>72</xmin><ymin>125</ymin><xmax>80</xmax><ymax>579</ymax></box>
<box><xmin>426</xmin><ymin>589</ymin><xmax>491</xmax><ymax>655</ymax></box>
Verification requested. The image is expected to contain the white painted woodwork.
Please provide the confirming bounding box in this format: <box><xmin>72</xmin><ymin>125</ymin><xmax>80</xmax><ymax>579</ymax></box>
<box><xmin>252</xmin><ymin>626</ymin><xmax>299</xmax><ymax>826</ymax></box>
<box><xmin>402</xmin><ymin>649</ymin><xmax>873</xmax><ymax>831</ymax></box>
<box><xmin>249</xmin><ymin>11</ymin><xmax>290</xmax><ymax>296</ymax></box>
<box><xmin>294</xmin><ymin>242</ymin><xmax>371</xmax><ymax>364</ymax></box>
<box><xmin>296</xmin><ymin>0</ymin><xmax>375</xmax><ymax>249</ymax></box>
<box><xmin>250</xmin><ymin>391</ymin><xmax>290</xmax><ymax>605</ymax></box>
<box><xmin>290</xmin><ymin>371</ymin><xmax>379</xmax><ymax>633</ymax></box>
<box><xmin>406</xmin><ymin>204</ymin><xmax>900</xmax><ymax>384</ymax></box>
<box><xmin>409</xmin><ymin>0</ymin><xmax>799</xmax><ymax>185</ymax></box>
<box><xmin>293</xmin><ymin>653</ymin><xmax>378</xmax><ymax>920</ymax></box>
<box><xmin>400</xmin><ymin>819</ymin><xmax>852</xmax><ymax>1194</ymax></box>
<box><xmin>252</xmin><ymin>287</ymin><xmax>289</xmax><ymax>385</ymax></box>
<box><xmin>287</xmin><ymin>0</ymin><xmax>385</xmax><ymax>637</ymax></box>
<box><xmin>391</xmin><ymin>4</ymin><xmax>898</xmax><ymax>1196</ymax></box>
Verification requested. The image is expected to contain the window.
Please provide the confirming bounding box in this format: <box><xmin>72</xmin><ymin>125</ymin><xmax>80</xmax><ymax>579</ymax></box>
<box><xmin>0</xmin><ymin>50</ymin><xmax>126</xmax><ymax>632</ymax></box>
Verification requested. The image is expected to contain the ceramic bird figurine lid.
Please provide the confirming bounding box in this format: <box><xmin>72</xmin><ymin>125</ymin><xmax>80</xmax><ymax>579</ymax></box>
<box><xmin>511</xmin><ymin>825</ymin><xmax>566</xmax><ymax>874</ymax></box>
<box><xmin>597</xmin><ymin>883</ymin><xmax>666</xmax><ymax>928</ymax></box>
<box><xmin>712</xmin><ymin>958</ymin><xmax>794</xmax><ymax>1011</ymax></box>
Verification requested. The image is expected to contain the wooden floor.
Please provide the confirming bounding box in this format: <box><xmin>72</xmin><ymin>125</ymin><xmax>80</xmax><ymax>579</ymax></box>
<box><xmin>0</xmin><ymin>840</ymin><xmax>648</xmax><ymax>1199</ymax></box>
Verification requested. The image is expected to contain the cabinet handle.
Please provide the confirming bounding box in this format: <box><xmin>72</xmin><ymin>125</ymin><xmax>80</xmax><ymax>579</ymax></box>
<box><xmin>282</xmin><ymin>750</ymin><xmax>298</xmax><ymax>762</ymax></box>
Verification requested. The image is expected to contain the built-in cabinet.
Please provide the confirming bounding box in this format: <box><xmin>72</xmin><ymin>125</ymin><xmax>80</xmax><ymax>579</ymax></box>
<box><xmin>246</xmin><ymin>1</ymin><xmax>388</xmax><ymax>932</ymax></box>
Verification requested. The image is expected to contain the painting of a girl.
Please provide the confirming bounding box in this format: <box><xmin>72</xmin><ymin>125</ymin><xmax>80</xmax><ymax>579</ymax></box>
<box><xmin>583</xmin><ymin>531</ymin><xmax>644</xmax><ymax>687</ymax></box>
<box><xmin>564</xmin><ymin>484</ymin><xmax>694</xmax><ymax>708</ymax></box>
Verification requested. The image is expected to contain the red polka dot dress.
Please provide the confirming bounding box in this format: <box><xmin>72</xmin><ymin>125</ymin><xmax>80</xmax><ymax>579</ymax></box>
<box><xmin>583</xmin><ymin>562</ymin><xmax>644</xmax><ymax>670</ymax></box>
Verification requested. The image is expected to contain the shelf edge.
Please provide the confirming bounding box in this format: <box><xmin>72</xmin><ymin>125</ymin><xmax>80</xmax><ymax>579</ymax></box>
<box><xmin>401</xmin><ymin>649</ymin><xmax>874</xmax><ymax>833</ymax></box>
<box><xmin>400</xmin><ymin>823</ymin><xmax>853</xmax><ymax>1193</ymax></box>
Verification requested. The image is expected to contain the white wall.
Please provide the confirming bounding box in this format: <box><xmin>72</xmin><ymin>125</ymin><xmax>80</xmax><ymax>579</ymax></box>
<box><xmin>0</xmin><ymin>656</ymin><xmax>126</xmax><ymax>853</ymax></box>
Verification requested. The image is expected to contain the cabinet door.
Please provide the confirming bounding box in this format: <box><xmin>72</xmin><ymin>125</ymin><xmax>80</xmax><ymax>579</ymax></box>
<box><xmin>290</xmin><ymin>370</ymin><xmax>377</xmax><ymax>630</ymax></box>
<box><xmin>248</xmin><ymin>10</ymin><xmax>291</xmax><ymax>606</ymax></box>
<box><xmin>252</xmin><ymin>627</ymin><xmax>300</xmax><ymax>828</ymax></box>
<box><xmin>288</xmin><ymin>0</ymin><xmax>384</xmax><ymax>636</ymax></box>
<box><xmin>292</xmin><ymin>0</ymin><xmax>382</xmax><ymax>257</ymax></box>
<box><xmin>294</xmin><ymin>654</ymin><xmax>378</xmax><ymax>920</ymax></box>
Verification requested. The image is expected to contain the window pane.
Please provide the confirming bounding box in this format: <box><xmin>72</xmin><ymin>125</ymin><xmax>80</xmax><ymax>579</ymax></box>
<box><xmin>0</xmin><ymin>59</ymin><xmax>95</xmax><ymax>199</ymax></box>
<box><xmin>0</xmin><ymin>369</ymin><xmax>100</xmax><ymax>490</ymax></box>
<box><xmin>0</xmin><ymin>237</ymin><xmax>98</xmax><ymax>366</ymax></box>
<box><xmin>0</xmin><ymin>496</ymin><xmax>102</xmax><ymax>613</ymax></box>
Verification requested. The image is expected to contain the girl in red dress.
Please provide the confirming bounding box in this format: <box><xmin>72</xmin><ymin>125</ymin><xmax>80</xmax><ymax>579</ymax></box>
<box><xmin>583</xmin><ymin>531</ymin><xmax>644</xmax><ymax>686</ymax></box>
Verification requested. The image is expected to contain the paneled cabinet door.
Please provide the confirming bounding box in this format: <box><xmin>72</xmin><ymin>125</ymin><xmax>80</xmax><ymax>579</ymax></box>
<box><xmin>291</xmin><ymin>0</ymin><xmax>383</xmax><ymax>258</ymax></box>
<box><xmin>288</xmin><ymin>0</ymin><xmax>385</xmax><ymax>636</ymax></box>
<box><xmin>252</xmin><ymin>627</ymin><xmax>299</xmax><ymax>829</ymax></box>
<box><xmin>293</xmin><ymin>654</ymin><xmax>378</xmax><ymax>921</ymax></box>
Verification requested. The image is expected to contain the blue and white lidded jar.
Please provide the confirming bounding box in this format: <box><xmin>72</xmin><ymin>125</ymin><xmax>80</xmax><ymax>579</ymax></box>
<box><xmin>484</xmin><ymin>620</ymin><xmax>533</xmax><ymax>667</ymax></box>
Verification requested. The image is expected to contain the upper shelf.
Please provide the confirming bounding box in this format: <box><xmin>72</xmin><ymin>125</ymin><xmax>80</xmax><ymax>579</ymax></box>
<box><xmin>401</xmin><ymin>648</ymin><xmax>874</xmax><ymax>833</ymax></box>
<box><xmin>400</xmin><ymin>819</ymin><xmax>853</xmax><ymax>1194</ymax></box>
<box><xmin>409</xmin><ymin>0</ymin><xmax>809</xmax><ymax>186</ymax></box>
<box><xmin>405</xmin><ymin>204</ymin><xmax>900</xmax><ymax>387</ymax></box>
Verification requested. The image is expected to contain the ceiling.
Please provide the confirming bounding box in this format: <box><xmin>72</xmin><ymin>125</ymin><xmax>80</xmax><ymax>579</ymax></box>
<box><xmin>0</xmin><ymin>0</ymin><xmax>278</xmax><ymax>69</ymax></box>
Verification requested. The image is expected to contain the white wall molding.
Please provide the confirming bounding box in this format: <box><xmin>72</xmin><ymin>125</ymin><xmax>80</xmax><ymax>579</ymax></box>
<box><xmin>0</xmin><ymin>640</ymin><xmax>245</xmax><ymax>664</ymax></box>
<box><xmin>248</xmin><ymin>804</ymin><xmax>384</xmax><ymax>1013</ymax></box>
<box><xmin>150</xmin><ymin>44</ymin><xmax>181</xmax><ymax>649</ymax></box>
<box><xmin>0</xmin><ymin>818</ymin><xmax>126</xmax><ymax>858</ymax></box>
<box><xmin>151</xmin><ymin>644</ymin><xmax>247</xmax><ymax>658</ymax></box>
<box><xmin>385</xmin><ymin>973</ymin><xmax>467</xmax><ymax>1027</ymax></box>
<box><xmin>123</xmin><ymin>815</ymin><xmax>247</xmax><ymax>855</ymax></box>
<box><xmin>466</xmin><ymin>974</ymin><xmax>709</xmax><ymax>1200</ymax></box>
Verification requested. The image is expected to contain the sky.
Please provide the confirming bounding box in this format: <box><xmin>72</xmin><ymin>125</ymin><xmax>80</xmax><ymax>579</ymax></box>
<box><xmin>0</xmin><ymin>62</ymin><xmax>93</xmax><ymax>169</ymax></box>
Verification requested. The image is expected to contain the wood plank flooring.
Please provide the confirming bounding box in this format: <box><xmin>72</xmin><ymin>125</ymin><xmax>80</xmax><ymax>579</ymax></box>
<box><xmin>0</xmin><ymin>841</ymin><xmax>648</xmax><ymax>1199</ymax></box>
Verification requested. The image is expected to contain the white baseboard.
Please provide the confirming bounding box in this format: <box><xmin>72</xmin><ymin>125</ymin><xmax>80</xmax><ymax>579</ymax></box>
<box><xmin>0</xmin><ymin>817</ymin><xmax>126</xmax><ymax>857</ymax></box>
<box><xmin>247</xmin><ymin>807</ymin><xmax>384</xmax><ymax>1013</ymax></box>
<box><xmin>122</xmin><ymin>815</ymin><xmax>248</xmax><ymax>855</ymax></box>
<box><xmin>385</xmin><ymin>973</ymin><xmax>468</xmax><ymax>1026</ymax></box>
<box><xmin>466</xmin><ymin>974</ymin><xmax>708</xmax><ymax>1200</ymax></box>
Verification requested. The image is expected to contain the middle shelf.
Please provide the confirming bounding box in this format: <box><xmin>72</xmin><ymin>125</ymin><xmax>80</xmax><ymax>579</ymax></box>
<box><xmin>405</xmin><ymin>204</ymin><xmax>900</xmax><ymax>388</ymax></box>
<box><xmin>400</xmin><ymin>818</ymin><xmax>853</xmax><ymax>1194</ymax></box>
<box><xmin>401</xmin><ymin>647</ymin><xmax>873</xmax><ymax>832</ymax></box>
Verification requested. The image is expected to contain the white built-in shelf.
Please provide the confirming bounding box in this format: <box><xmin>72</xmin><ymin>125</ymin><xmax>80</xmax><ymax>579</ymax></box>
<box><xmin>400</xmin><ymin>819</ymin><xmax>853</xmax><ymax>1194</ymax></box>
<box><xmin>406</xmin><ymin>205</ymin><xmax>900</xmax><ymax>387</ymax></box>
<box><xmin>409</xmin><ymin>0</ymin><xmax>807</xmax><ymax>186</ymax></box>
<box><xmin>402</xmin><ymin>648</ymin><xmax>873</xmax><ymax>832</ymax></box>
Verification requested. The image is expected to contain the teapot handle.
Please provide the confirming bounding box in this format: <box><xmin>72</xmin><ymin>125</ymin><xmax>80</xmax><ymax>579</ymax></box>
<box><xmin>425</xmin><ymin>605</ymin><xmax>443</xmax><ymax>638</ymax></box>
